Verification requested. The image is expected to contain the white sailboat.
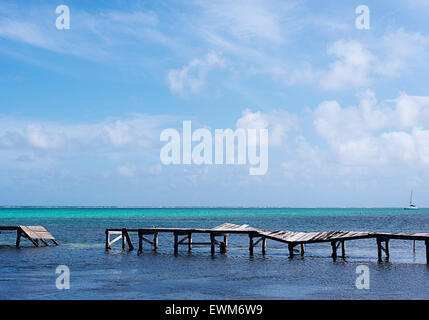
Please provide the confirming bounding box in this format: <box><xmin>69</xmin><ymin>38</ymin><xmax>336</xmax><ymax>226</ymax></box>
<box><xmin>404</xmin><ymin>191</ymin><xmax>418</xmax><ymax>210</ymax></box>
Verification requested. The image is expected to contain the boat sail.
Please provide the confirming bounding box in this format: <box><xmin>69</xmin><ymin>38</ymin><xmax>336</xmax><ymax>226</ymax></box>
<box><xmin>404</xmin><ymin>191</ymin><xmax>418</xmax><ymax>210</ymax></box>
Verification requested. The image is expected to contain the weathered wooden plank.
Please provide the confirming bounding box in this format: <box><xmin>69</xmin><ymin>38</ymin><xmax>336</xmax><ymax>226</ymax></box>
<box><xmin>212</xmin><ymin>223</ymin><xmax>250</xmax><ymax>231</ymax></box>
<box><xmin>22</xmin><ymin>228</ymin><xmax>52</xmax><ymax>239</ymax></box>
<box><xmin>19</xmin><ymin>226</ymin><xmax>56</xmax><ymax>240</ymax></box>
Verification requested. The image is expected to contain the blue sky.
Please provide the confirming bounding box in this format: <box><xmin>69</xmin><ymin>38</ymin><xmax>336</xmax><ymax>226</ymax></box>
<box><xmin>1</xmin><ymin>0</ymin><xmax>429</xmax><ymax>207</ymax></box>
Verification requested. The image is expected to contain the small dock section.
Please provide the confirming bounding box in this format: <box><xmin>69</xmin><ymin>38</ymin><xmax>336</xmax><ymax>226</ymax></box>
<box><xmin>105</xmin><ymin>223</ymin><xmax>429</xmax><ymax>264</ymax></box>
<box><xmin>0</xmin><ymin>226</ymin><xmax>58</xmax><ymax>248</ymax></box>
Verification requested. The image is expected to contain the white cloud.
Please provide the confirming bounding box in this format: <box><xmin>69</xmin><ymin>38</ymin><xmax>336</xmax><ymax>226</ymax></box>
<box><xmin>198</xmin><ymin>0</ymin><xmax>287</xmax><ymax>44</ymax></box>
<box><xmin>0</xmin><ymin>18</ymin><xmax>55</xmax><ymax>50</ymax></box>
<box><xmin>320</xmin><ymin>40</ymin><xmax>374</xmax><ymax>90</ymax></box>
<box><xmin>3</xmin><ymin>3</ymin><xmax>429</xmax><ymax>95</ymax></box>
<box><xmin>103</xmin><ymin>11</ymin><xmax>159</xmax><ymax>26</ymax></box>
<box><xmin>236</xmin><ymin>109</ymin><xmax>297</xmax><ymax>147</ymax></box>
<box><xmin>280</xmin><ymin>28</ymin><xmax>429</xmax><ymax>91</ymax></box>
<box><xmin>167</xmin><ymin>52</ymin><xmax>225</xmax><ymax>95</ymax></box>
<box><xmin>377</xmin><ymin>28</ymin><xmax>429</xmax><ymax>77</ymax></box>
<box><xmin>104</xmin><ymin>121</ymin><xmax>132</xmax><ymax>148</ymax></box>
<box><xmin>146</xmin><ymin>163</ymin><xmax>163</xmax><ymax>175</ymax></box>
<box><xmin>0</xmin><ymin>5</ymin><xmax>176</xmax><ymax>64</ymax></box>
<box><xmin>393</xmin><ymin>92</ymin><xmax>429</xmax><ymax>128</ymax></box>
<box><xmin>187</xmin><ymin>0</ymin><xmax>302</xmax><ymax>86</ymax></box>
<box><xmin>278</xmin><ymin>91</ymin><xmax>429</xmax><ymax>201</ymax></box>
<box><xmin>313</xmin><ymin>91</ymin><xmax>429</xmax><ymax>166</ymax></box>
<box><xmin>117</xmin><ymin>164</ymin><xmax>136</xmax><ymax>177</ymax></box>
<box><xmin>0</xmin><ymin>114</ymin><xmax>167</xmax><ymax>153</ymax></box>
<box><xmin>101</xmin><ymin>116</ymin><xmax>167</xmax><ymax>149</ymax></box>
<box><xmin>25</xmin><ymin>124</ymin><xmax>64</xmax><ymax>149</ymax></box>
<box><xmin>317</xmin><ymin>29</ymin><xmax>429</xmax><ymax>90</ymax></box>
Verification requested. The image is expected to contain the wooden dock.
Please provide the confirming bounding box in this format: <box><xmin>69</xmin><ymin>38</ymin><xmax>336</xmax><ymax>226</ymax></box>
<box><xmin>105</xmin><ymin>223</ymin><xmax>429</xmax><ymax>263</ymax></box>
<box><xmin>0</xmin><ymin>226</ymin><xmax>58</xmax><ymax>247</ymax></box>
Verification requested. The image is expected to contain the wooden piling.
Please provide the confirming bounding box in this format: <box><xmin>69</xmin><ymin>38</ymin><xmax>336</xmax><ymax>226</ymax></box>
<box><xmin>138</xmin><ymin>230</ymin><xmax>143</xmax><ymax>253</ymax></box>
<box><xmin>300</xmin><ymin>243</ymin><xmax>305</xmax><ymax>256</ymax></box>
<box><xmin>122</xmin><ymin>228</ymin><xmax>134</xmax><ymax>251</ymax></box>
<box><xmin>16</xmin><ymin>229</ymin><xmax>21</xmax><ymax>248</ymax></box>
<box><xmin>288</xmin><ymin>243</ymin><xmax>295</xmax><ymax>257</ymax></box>
<box><xmin>188</xmin><ymin>233</ymin><xmax>192</xmax><ymax>252</ymax></box>
<box><xmin>341</xmin><ymin>241</ymin><xmax>345</xmax><ymax>259</ymax></box>
<box><xmin>331</xmin><ymin>241</ymin><xmax>337</xmax><ymax>261</ymax></box>
<box><xmin>210</xmin><ymin>233</ymin><xmax>215</xmax><ymax>256</ymax></box>
<box><xmin>221</xmin><ymin>234</ymin><xmax>228</xmax><ymax>253</ymax></box>
<box><xmin>219</xmin><ymin>241</ymin><xmax>227</xmax><ymax>254</ymax></box>
<box><xmin>425</xmin><ymin>240</ymin><xmax>429</xmax><ymax>264</ymax></box>
<box><xmin>105</xmin><ymin>230</ymin><xmax>110</xmax><ymax>250</ymax></box>
<box><xmin>249</xmin><ymin>234</ymin><xmax>254</xmax><ymax>255</ymax></box>
<box><xmin>385</xmin><ymin>239</ymin><xmax>390</xmax><ymax>259</ymax></box>
<box><xmin>262</xmin><ymin>237</ymin><xmax>266</xmax><ymax>255</ymax></box>
<box><xmin>121</xmin><ymin>230</ymin><xmax>126</xmax><ymax>250</ymax></box>
<box><xmin>174</xmin><ymin>232</ymin><xmax>178</xmax><ymax>254</ymax></box>
<box><xmin>153</xmin><ymin>232</ymin><xmax>158</xmax><ymax>251</ymax></box>
<box><xmin>377</xmin><ymin>238</ymin><xmax>383</xmax><ymax>262</ymax></box>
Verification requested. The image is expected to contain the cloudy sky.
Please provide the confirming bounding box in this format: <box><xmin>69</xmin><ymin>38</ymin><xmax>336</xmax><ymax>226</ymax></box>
<box><xmin>1</xmin><ymin>0</ymin><xmax>429</xmax><ymax>207</ymax></box>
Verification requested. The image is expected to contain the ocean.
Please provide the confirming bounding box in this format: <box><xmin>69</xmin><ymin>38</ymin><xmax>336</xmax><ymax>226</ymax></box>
<box><xmin>0</xmin><ymin>208</ymin><xmax>428</xmax><ymax>299</ymax></box>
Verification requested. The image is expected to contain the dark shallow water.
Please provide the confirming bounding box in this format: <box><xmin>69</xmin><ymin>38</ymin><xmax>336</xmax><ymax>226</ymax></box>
<box><xmin>0</xmin><ymin>208</ymin><xmax>428</xmax><ymax>299</ymax></box>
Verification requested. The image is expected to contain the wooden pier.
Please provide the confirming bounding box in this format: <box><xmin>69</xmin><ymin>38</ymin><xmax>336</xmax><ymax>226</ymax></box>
<box><xmin>105</xmin><ymin>223</ymin><xmax>429</xmax><ymax>264</ymax></box>
<box><xmin>0</xmin><ymin>226</ymin><xmax>58</xmax><ymax>248</ymax></box>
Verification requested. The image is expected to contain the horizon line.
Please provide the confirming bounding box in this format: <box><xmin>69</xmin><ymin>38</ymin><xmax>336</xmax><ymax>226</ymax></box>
<box><xmin>0</xmin><ymin>206</ymin><xmax>424</xmax><ymax>209</ymax></box>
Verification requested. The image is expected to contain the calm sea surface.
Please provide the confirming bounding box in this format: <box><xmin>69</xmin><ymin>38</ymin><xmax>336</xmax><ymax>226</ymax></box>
<box><xmin>0</xmin><ymin>208</ymin><xmax>428</xmax><ymax>300</ymax></box>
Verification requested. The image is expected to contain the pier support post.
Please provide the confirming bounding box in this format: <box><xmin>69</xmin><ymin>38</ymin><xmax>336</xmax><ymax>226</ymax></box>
<box><xmin>377</xmin><ymin>238</ymin><xmax>382</xmax><ymax>261</ymax></box>
<box><xmin>341</xmin><ymin>241</ymin><xmax>346</xmax><ymax>259</ymax></box>
<box><xmin>210</xmin><ymin>233</ymin><xmax>215</xmax><ymax>256</ymax></box>
<box><xmin>220</xmin><ymin>235</ymin><xmax>228</xmax><ymax>254</ymax></box>
<box><xmin>16</xmin><ymin>229</ymin><xmax>21</xmax><ymax>248</ymax></box>
<box><xmin>121</xmin><ymin>230</ymin><xmax>125</xmax><ymax>250</ymax></box>
<box><xmin>138</xmin><ymin>230</ymin><xmax>143</xmax><ymax>253</ymax></box>
<box><xmin>188</xmin><ymin>233</ymin><xmax>192</xmax><ymax>252</ymax></box>
<box><xmin>425</xmin><ymin>240</ymin><xmax>429</xmax><ymax>264</ymax></box>
<box><xmin>377</xmin><ymin>237</ymin><xmax>389</xmax><ymax>262</ymax></box>
<box><xmin>174</xmin><ymin>232</ymin><xmax>178</xmax><ymax>254</ymax></box>
<box><xmin>249</xmin><ymin>234</ymin><xmax>254</xmax><ymax>255</ymax></box>
<box><xmin>262</xmin><ymin>238</ymin><xmax>266</xmax><ymax>255</ymax></box>
<box><xmin>385</xmin><ymin>239</ymin><xmax>390</xmax><ymax>260</ymax></box>
<box><xmin>288</xmin><ymin>243</ymin><xmax>294</xmax><ymax>258</ymax></box>
<box><xmin>219</xmin><ymin>241</ymin><xmax>227</xmax><ymax>254</ymax></box>
<box><xmin>105</xmin><ymin>230</ymin><xmax>110</xmax><ymax>251</ymax></box>
<box><xmin>331</xmin><ymin>241</ymin><xmax>337</xmax><ymax>261</ymax></box>
<box><xmin>122</xmin><ymin>228</ymin><xmax>134</xmax><ymax>251</ymax></box>
<box><xmin>300</xmin><ymin>243</ymin><xmax>305</xmax><ymax>256</ymax></box>
<box><xmin>153</xmin><ymin>232</ymin><xmax>158</xmax><ymax>251</ymax></box>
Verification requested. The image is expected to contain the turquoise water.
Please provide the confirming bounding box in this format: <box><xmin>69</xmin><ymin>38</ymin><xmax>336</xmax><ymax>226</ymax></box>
<box><xmin>0</xmin><ymin>207</ymin><xmax>423</xmax><ymax>218</ymax></box>
<box><xmin>0</xmin><ymin>208</ymin><xmax>428</xmax><ymax>299</ymax></box>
